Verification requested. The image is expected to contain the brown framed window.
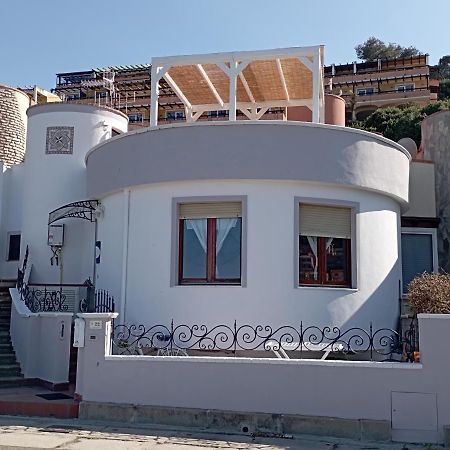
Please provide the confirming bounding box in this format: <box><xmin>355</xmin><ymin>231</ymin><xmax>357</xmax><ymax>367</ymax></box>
<box><xmin>178</xmin><ymin>203</ymin><xmax>242</xmax><ymax>285</ymax></box>
<box><xmin>299</xmin><ymin>204</ymin><xmax>352</xmax><ymax>287</ymax></box>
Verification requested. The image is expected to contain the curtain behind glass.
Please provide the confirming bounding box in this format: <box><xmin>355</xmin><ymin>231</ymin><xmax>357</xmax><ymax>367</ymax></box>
<box><xmin>216</xmin><ymin>218</ymin><xmax>241</xmax><ymax>279</ymax></box>
<box><xmin>183</xmin><ymin>219</ymin><xmax>207</xmax><ymax>278</ymax></box>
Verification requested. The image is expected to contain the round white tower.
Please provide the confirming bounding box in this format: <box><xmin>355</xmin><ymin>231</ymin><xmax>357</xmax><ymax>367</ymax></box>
<box><xmin>0</xmin><ymin>85</ymin><xmax>30</xmax><ymax>167</ymax></box>
<box><xmin>21</xmin><ymin>103</ymin><xmax>128</xmax><ymax>284</ymax></box>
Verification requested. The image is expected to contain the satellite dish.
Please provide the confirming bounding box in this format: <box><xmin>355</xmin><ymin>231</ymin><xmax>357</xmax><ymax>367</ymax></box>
<box><xmin>398</xmin><ymin>138</ymin><xmax>417</xmax><ymax>158</ymax></box>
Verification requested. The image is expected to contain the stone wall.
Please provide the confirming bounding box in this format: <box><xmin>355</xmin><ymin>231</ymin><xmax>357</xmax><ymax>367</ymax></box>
<box><xmin>0</xmin><ymin>85</ymin><xmax>30</xmax><ymax>167</ymax></box>
<box><xmin>422</xmin><ymin>110</ymin><xmax>450</xmax><ymax>271</ymax></box>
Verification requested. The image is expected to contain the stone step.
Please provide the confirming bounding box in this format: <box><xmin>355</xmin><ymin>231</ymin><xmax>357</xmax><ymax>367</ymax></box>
<box><xmin>0</xmin><ymin>376</ymin><xmax>26</xmax><ymax>389</ymax></box>
<box><xmin>0</xmin><ymin>364</ymin><xmax>22</xmax><ymax>377</ymax></box>
<box><xmin>0</xmin><ymin>354</ymin><xmax>16</xmax><ymax>365</ymax></box>
<box><xmin>0</xmin><ymin>336</ymin><xmax>11</xmax><ymax>345</ymax></box>
<box><xmin>0</xmin><ymin>344</ymin><xmax>14</xmax><ymax>354</ymax></box>
<box><xmin>0</xmin><ymin>396</ymin><xmax>79</xmax><ymax>418</ymax></box>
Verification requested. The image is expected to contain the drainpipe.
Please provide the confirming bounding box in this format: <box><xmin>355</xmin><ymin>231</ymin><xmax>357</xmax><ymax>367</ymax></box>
<box><xmin>120</xmin><ymin>189</ymin><xmax>131</xmax><ymax>323</ymax></box>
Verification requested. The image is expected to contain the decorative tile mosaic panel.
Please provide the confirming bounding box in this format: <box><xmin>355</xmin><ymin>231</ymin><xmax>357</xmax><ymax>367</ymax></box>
<box><xmin>46</xmin><ymin>126</ymin><xmax>74</xmax><ymax>154</ymax></box>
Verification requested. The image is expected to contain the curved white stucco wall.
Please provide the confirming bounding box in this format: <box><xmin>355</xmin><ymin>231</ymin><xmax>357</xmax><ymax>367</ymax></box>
<box><xmin>21</xmin><ymin>105</ymin><xmax>128</xmax><ymax>283</ymax></box>
<box><xmin>96</xmin><ymin>179</ymin><xmax>401</xmax><ymax>330</ymax></box>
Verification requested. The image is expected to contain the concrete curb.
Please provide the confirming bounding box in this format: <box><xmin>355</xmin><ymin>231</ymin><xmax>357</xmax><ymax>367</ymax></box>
<box><xmin>79</xmin><ymin>401</ymin><xmax>391</xmax><ymax>442</ymax></box>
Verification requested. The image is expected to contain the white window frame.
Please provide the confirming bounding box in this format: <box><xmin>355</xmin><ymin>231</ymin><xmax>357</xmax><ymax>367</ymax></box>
<box><xmin>396</xmin><ymin>83</ymin><xmax>415</xmax><ymax>93</ymax></box>
<box><xmin>170</xmin><ymin>196</ymin><xmax>247</xmax><ymax>287</ymax></box>
<box><xmin>401</xmin><ymin>227</ymin><xmax>438</xmax><ymax>293</ymax></box>
<box><xmin>356</xmin><ymin>87</ymin><xmax>376</xmax><ymax>96</ymax></box>
<box><xmin>6</xmin><ymin>231</ymin><xmax>21</xmax><ymax>262</ymax></box>
<box><xmin>294</xmin><ymin>198</ymin><xmax>358</xmax><ymax>290</ymax></box>
<box><xmin>165</xmin><ymin>110</ymin><xmax>185</xmax><ymax>120</ymax></box>
<box><xmin>66</xmin><ymin>93</ymin><xmax>80</xmax><ymax>101</ymax></box>
<box><xmin>207</xmin><ymin>110</ymin><xmax>227</xmax><ymax>118</ymax></box>
<box><xmin>128</xmin><ymin>113</ymin><xmax>143</xmax><ymax>123</ymax></box>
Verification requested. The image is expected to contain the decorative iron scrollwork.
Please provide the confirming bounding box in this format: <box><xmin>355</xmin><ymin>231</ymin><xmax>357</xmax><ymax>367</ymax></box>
<box><xmin>48</xmin><ymin>200</ymin><xmax>100</xmax><ymax>225</ymax></box>
<box><xmin>22</xmin><ymin>287</ymin><xmax>69</xmax><ymax>313</ymax></box>
<box><xmin>111</xmin><ymin>320</ymin><xmax>418</xmax><ymax>361</ymax></box>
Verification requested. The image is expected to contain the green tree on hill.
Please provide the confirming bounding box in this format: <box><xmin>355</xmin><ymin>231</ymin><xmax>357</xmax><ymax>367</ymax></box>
<box><xmin>355</xmin><ymin>37</ymin><xmax>421</xmax><ymax>61</ymax></box>
<box><xmin>352</xmin><ymin>100</ymin><xmax>450</xmax><ymax>145</ymax></box>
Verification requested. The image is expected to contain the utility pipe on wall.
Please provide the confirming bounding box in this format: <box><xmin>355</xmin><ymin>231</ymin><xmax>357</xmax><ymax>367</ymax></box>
<box><xmin>120</xmin><ymin>189</ymin><xmax>131</xmax><ymax>323</ymax></box>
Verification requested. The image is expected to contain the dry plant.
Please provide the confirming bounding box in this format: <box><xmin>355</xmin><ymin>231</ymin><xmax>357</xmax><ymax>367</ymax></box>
<box><xmin>408</xmin><ymin>272</ymin><xmax>450</xmax><ymax>314</ymax></box>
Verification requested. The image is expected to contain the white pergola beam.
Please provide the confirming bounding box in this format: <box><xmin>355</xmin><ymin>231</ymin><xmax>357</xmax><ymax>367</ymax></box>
<box><xmin>192</xmin><ymin>109</ymin><xmax>205</xmax><ymax>122</ymax></box>
<box><xmin>197</xmin><ymin>64</ymin><xmax>224</xmax><ymax>107</ymax></box>
<box><xmin>239</xmin><ymin>108</ymin><xmax>253</xmax><ymax>120</ymax></box>
<box><xmin>149</xmin><ymin>45</ymin><xmax>324</xmax><ymax>126</ymax></box>
<box><xmin>255</xmin><ymin>107</ymin><xmax>269</xmax><ymax>120</ymax></box>
<box><xmin>163</xmin><ymin>73</ymin><xmax>192</xmax><ymax>110</ymax></box>
<box><xmin>239</xmin><ymin>72</ymin><xmax>256</xmax><ymax>103</ymax></box>
<box><xmin>276</xmin><ymin>59</ymin><xmax>290</xmax><ymax>101</ymax></box>
<box><xmin>298</xmin><ymin>56</ymin><xmax>314</xmax><ymax>72</ymax></box>
<box><xmin>152</xmin><ymin>46</ymin><xmax>323</xmax><ymax>67</ymax></box>
<box><xmin>192</xmin><ymin>99</ymin><xmax>312</xmax><ymax>111</ymax></box>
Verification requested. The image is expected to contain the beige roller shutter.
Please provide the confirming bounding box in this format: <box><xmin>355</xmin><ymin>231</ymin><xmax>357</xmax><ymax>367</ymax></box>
<box><xmin>179</xmin><ymin>202</ymin><xmax>242</xmax><ymax>219</ymax></box>
<box><xmin>299</xmin><ymin>204</ymin><xmax>351</xmax><ymax>239</ymax></box>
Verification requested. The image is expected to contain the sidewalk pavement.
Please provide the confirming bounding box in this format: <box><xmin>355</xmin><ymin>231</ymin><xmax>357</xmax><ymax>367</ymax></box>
<box><xmin>0</xmin><ymin>415</ymin><xmax>436</xmax><ymax>449</ymax></box>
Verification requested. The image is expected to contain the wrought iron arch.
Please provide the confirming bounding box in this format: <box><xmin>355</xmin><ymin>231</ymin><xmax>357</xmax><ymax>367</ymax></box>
<box><xmin>48</xmin><ymin>200</ymin><xmax>100</xmax><ymax>225</ymax></box>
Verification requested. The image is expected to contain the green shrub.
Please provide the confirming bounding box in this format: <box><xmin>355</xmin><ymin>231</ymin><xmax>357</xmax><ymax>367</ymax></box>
<box><xmin>408</xmin><ymin>272</ymin><xmax>450</xmax><ymax>314</ymax></box>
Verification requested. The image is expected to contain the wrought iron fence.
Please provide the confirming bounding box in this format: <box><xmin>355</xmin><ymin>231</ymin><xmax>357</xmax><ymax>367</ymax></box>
<box><xmin>20</xmin><ymin>285</ymin><xmax>69</xmax><ymax>313</ymax></box>
<box><xmin>16</xmin><ymin>247</ymin><xmax>68</xmax><ymax>313</ymax></box>
<box><xmin>17</xmin><ymin>249</ymin><xmax>114</xmax><ymax>314</ymax></box>
<box><xmin>79</xmin><ymin>288</ymin><xmax>115</xmax><ymax>313</ymax></box>
<box><xmin>111</xmin><ymin>319</ymin><xmax>418</xmax><ymax>362</ymax></box>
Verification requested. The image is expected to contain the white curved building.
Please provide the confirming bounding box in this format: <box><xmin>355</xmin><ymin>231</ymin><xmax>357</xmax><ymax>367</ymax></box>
<box><xmin>86</xmin><ymin>121</ymin><xmax>409</xmax><ymax>330</ymax></box>
<box><xmin>0</xmin><ymin>45</ymin><xmax>438</xmax><ymax>333</ymax></box>
<box><xmin>21</xmin><ymin>104</ymin><xmax>127</xmax><ymax>284</ymax></box>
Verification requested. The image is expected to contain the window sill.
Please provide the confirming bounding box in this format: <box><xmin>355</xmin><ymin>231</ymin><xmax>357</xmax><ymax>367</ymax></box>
<box><xmin>175</xmin><ymin>283</ymin><xmax>243</xmax><ymax>288</ymax></box>
<box><xmin>297</xmin><ymin>285</ymin><xmax>357</xmax><ymax>292</ymax></box>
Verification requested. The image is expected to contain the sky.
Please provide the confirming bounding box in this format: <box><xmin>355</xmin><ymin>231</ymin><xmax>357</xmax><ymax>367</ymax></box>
<box><xmin>1</xmin><ymin>0</ymin><xmax>449</xmax><ymax>90</ymax></box>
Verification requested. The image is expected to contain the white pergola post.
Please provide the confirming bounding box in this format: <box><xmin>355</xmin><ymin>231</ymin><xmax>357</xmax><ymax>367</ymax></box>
<box><xmin>149</xmin><ymin>64</ymin><xmax>160</xmax><ymax>127</ymax></box>
<box><xmin>150</xmin><ymin>65</ymin><xmax>171</xmax><ymax>126</ymax></box>
<box><xmin>312</xmin><ymin>49</ymin><xmax>321</xmax><ymax>124</ymax></box>
<box><xmin>229</xmin><ymin>61</ymin><xmax>238</xmax><ymax>121</ymax></box>
<box><xmin>151</xmin><ymin>47</ymin><xmax>324</xmax><ymax>126</ymax></box>
<box><xmin>319</xmin><ymin>49</ymin><xmax>325</xmax><ymax>124</ymax></box>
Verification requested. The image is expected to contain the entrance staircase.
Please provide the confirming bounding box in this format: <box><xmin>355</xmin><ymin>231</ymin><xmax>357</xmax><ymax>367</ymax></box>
<box><xmin>0</xmin><ymin>287</ymin><xmax>79</xmax><ymax>418</ymax></box>
<box><xmin>0</xmin><ymin>288</ymin><xmax>24</xmax><ymax>388</ymax></box>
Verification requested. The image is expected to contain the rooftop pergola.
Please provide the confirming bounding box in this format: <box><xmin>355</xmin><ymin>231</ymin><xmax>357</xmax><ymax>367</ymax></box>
<box><xmin>149</xmin><ymin>46</ymin><xmax>325</xmax><ymax>126</ymax></box>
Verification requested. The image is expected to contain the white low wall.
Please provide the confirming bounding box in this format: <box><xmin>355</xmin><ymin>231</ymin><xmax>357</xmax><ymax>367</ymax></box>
<box><xmin>75</xmin><ymin>313</ymin><xmax>450</xmax><ymax>444</ymax></box>
<box><xmin>9</xmin><ymin>288</ymin><xmax>72</xmax><ymax>384</ymax></box>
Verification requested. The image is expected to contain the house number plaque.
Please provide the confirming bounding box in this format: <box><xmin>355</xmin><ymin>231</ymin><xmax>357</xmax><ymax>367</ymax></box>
<box><xmin>89</xmin><ymin>320</ymin><xmax>102</xmax><ymax>330</ymax></box>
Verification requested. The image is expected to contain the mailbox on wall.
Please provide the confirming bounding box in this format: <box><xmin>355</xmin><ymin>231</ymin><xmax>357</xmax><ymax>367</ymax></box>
<box><xmin>48</xmin><ymin>224</ymin><xmax>65</xmax><ymax>247</ymax></box>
